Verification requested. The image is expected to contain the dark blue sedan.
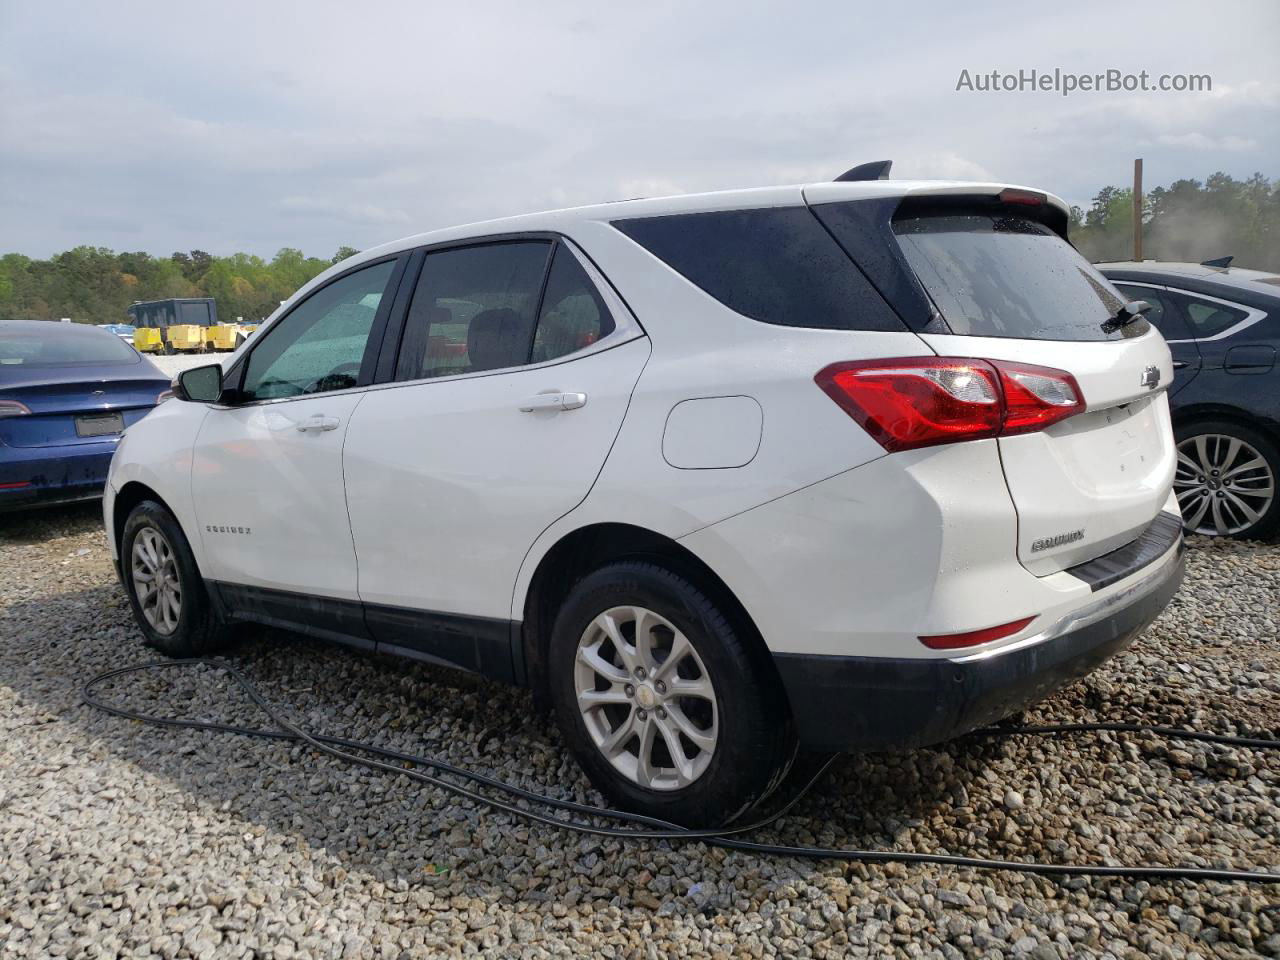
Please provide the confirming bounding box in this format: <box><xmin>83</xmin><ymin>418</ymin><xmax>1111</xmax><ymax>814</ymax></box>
<box><xmin>1100</xmin><ymin>259</ymin><xmax>1280</xmax><ymax>540</ymax></box>
<box><xmin>0</xmin><ymin>320</ymin><xmax>171</xmax><ymax>512</ymax></box>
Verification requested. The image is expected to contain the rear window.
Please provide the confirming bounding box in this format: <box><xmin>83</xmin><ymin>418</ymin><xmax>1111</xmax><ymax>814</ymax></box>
<box><xmin>613</xmin><ymin>207</ymin><xmax>904</xmax><ymax>332</ymax></box>
<box><xmin>0</xmin><ymin>327</ymin><xmax>140</xmax><ymax>366</ymax></box>
<box><xmin>893</xmin><ymin>214</ymin><xmax>1135</xmax><ymax>341</ymax></box>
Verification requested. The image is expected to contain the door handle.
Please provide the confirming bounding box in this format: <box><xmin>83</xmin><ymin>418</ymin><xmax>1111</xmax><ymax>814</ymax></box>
<box><xmin>295</xmin><ymin>413</ymin><xmax>341</xmax><ymax>432</ymax></box>
<box><xmin>1172</xmin><ymin>361</ymin><xmax>1188</xmax><ymax>370</ymax></box>
<box><xmin>519</xmin><ymin>392</ymin><xmax>588</xmax><ymax>412</ymax></box>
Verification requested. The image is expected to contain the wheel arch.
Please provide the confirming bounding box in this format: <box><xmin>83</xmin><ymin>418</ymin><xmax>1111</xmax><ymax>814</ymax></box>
<box><xmin>518</xmin><ymin>522</ymin><xmax>782</xmax><ymax>706</ymax></box>
<box><xmin>112</xmin><ymin>481</ymin><xmax>180</xmax><ymax>555</ymax></box>
<box><xmin>1173</xmin><ymin>402</ymin><xmax>1280</xmax><ymax>447</ymax></box>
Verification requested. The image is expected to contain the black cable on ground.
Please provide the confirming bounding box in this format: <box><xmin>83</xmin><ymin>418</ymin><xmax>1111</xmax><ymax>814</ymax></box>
<box><xmin>82</xmin><ymin>658</ymin><xmax>1280</xmax><ymax>885</ymax></box>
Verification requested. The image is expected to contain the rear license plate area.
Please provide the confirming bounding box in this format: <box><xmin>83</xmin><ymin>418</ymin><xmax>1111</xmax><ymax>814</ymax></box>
<box><xmin>75</xmin><ymin>412</ymin><xmax>124</xmax><ymax>437</ymax></box>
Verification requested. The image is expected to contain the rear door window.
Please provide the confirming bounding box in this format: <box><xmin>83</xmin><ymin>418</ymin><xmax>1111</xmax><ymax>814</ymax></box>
<box><xmin>613</xmin><ymin>207</ymin><xmax>904</xmax><ymax>332</ymax></box>
<box><xmin>892</xmin><ymin>214</ymin><xmax>1135</xmax><ymax>341</ymax></box>
<box><xmin>395</xmin><ymin>241</ymin><xmax>553</xmax><ymax>381</ymax></box>
<box><xmin>532</xmin><ymin>245</ymin><xmax>616</xmax><ymax>363</ymax></box>
<box><xmin>1111</xmin><ymin>283</ymin><xmax>1197</xmax><ymax>341</ymax></box>
<box><xmin>1174</xmin><ymin>293</ymin><xmax>1249</xmax><ymax>339</ymax></box>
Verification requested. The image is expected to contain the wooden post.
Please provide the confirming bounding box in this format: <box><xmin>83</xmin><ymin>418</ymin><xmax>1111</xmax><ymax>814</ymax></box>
<box><xmin>1133</xmin><ymin>158</ymin><xmax>1143</xmax><ymax>261</ymax></box>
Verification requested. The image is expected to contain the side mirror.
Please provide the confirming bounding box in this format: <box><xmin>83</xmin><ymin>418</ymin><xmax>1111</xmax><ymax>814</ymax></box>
<box><xmin>173</xmin><ymin>364</ymin><xmax>224</xmax><ymax>403</ymax></box>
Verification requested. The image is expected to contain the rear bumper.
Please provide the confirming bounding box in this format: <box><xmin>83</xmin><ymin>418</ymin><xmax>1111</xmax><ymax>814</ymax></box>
<box><xmin>774</xmin><ymin>542</ymin><xmax>1184</xmax><ymax>752</ymax></box>
<box><xmin>0</xmin><ymin>440</ymin><xmax>116</xmax><ymax>512</ymax></box>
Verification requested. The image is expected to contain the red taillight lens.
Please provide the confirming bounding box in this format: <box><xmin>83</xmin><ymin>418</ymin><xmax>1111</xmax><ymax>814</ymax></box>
<box><xmin>816</xmin><ymin>358</ymin><xmax>1002</xmax><ymax>452</ymax></box>
<box><xmin>997</xmin><ymin>361</ymin><xmax>1084</xmax><ymax>435</ymax></box>
<box><xmin>816</xmin><ymin>357</ymin><xmax>1084</xmax><ymax>452</ymax></box>
<box><xmin>919</xmin><ymin>615</ymin><xmax>1035</xmax><ymax>650</ymax></box>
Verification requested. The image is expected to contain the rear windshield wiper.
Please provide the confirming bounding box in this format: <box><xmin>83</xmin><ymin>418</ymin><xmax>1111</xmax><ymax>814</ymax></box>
<box><xmin>1102</xmin><ymin>300</ymin><xmax>1151</xmax><ymax>333</ymax></box>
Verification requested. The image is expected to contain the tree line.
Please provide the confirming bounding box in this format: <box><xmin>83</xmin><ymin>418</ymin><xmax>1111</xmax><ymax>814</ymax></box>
<box><xmin>1069</xmin><ymin>171</ymin><xmax>1278</xmax><ymax>269</ymax></box>
<box><xmin>0</xmin><ymin>245</ymin><xmax>359</xmax><ymax>325</ymax></box>
<box><xmin>1</xmin><ymin>171</ymin><xmax>1276</xmax><ymax>326</ymax></box>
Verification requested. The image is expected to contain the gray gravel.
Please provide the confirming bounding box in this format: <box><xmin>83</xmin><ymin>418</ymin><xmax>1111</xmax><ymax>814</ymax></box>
<box><xmin>1</xmin><ymin>504</ymin><xmax>1277</xmax><ymax>958</ymax></box>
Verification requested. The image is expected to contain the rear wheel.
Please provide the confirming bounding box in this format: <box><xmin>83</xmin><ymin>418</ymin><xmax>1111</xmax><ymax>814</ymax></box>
<box><xmin>549</xmin><ymin>561</ymin><xmax>794</xmax><ymax>827</ymax></box>
<box><xmin>1174</xmin><ymin>420</ymin><xmax>1279</xmax><ymax>540</ymax></box>
<box><xmin>121</xmin><ymin>501</ymin><xmax>234</xmax><ymax>656</ymax></box>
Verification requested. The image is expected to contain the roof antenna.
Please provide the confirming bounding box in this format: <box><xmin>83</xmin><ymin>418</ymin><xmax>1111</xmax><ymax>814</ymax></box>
<box><xmin>834</xmin><ymin>160</ymin><xmax>892</xmax><ymax>182</ymax></box>
<box><xmin>1200</xmin><ymin>256</ymin><xmax>1233</xmax><ymax>269</ymax></box>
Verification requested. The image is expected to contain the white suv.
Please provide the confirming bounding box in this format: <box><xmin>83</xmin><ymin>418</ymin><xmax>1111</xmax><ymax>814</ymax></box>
<box><xmin>105</xmin><ymin>172</ymin><xmax>1185</xmax><ymax>825</ymax></box>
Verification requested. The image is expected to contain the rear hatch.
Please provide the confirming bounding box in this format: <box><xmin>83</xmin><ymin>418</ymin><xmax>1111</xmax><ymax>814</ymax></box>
<box><xmin>890</xmin><ymin>200</ymin><xmax>1176</xmax><ymax>574</ymax></box>
<box><xmin>0</xmin><ymin>379</ymin><xmax>166</xmax><ymax>447</ymax></box>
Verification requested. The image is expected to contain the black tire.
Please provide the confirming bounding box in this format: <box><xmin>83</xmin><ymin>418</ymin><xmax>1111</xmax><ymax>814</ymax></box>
<box><xmin>120</xmin><ymin>501</ymin><xmax>233</xmax><ymax>656</ymax></box>
<box><xmin>1174</xmin><ymin>419</ymin><xmax>1280</xmax><ymax>541</ymax></box>
<box><xmin>548</xmin><ymin>561</ymin><xmax>795</xmax><ymax>827</ymax></box>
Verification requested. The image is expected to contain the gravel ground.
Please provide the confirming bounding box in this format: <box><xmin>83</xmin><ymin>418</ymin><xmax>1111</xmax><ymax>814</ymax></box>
<box><xmin>1</xmin><ymin>505</ymin><xmax>1277</xmax><ymax>959</ymax></box>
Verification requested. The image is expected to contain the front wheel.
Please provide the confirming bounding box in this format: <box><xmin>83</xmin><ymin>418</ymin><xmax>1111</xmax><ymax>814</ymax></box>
<box><xmin>1174</xmin><ymin>420</ymin><xmax>1279</xmax><ymax>540</ymax></box>
<box><xmin>549</xmin><ymin>561</ymin><xmax>795</xmax><ymax>827</ymax></box>
<box><xmin>121</xmin><ymin>501</ymin><xmax>234</xmax><ymax>656</ymax></box>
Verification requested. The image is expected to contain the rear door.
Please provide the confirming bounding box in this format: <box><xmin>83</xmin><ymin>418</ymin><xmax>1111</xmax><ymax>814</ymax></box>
<box><xmin>887</xmin><ymin>209</ymin><xmax>1176</xmax><ymax>574</ymax></box>
<box><xmin>343</xmin><ymin>238</ymin><xmax>648</xmax><ymax>672</ymax></box>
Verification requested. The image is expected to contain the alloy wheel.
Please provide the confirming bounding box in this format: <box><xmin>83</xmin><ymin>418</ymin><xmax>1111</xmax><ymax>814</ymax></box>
<box><xmin>131</xmin><ymin>526</ymin><xmax>182</xmax><ymax>635</ymax></box>
<box><xmin>1174</xmin><ymin>434</ymin><xmax>1275</xmax><ymax>536</ymax></box>
<box><xmin>574</xmin><ymin>605</ymin><xmax>718</xmax><ymax>791</ymax></box>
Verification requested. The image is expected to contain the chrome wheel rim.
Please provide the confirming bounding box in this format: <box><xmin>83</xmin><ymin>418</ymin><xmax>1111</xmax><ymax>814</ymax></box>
<box><xmin>1175</xmin><ymin>434</ymin><xmax>1275</xmax><ymax>536</ymax></box>
<box><xmin>131</xmin><ymin>527</ymin><xmax>182</xmax><ymax>635</ymax></box>
<box><xmin>574</xmin><ymin>605</ymin><xmax>718</xmax><ymax>791</ymax></box>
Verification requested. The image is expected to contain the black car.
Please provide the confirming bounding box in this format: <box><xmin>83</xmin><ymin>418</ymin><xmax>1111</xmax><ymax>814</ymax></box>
<box><xmin>1099</xmin><ymin>259</ymin><xmax>1279</xmax><ymax>540</ymax></box>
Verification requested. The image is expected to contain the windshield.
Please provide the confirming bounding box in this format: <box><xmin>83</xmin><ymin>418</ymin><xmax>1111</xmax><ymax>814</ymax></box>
<box><xmin>894</xmin><ymin>214</ymin><xmax>1143</xmax><ymax>341</ymax></box>
<box><xmin>0</xmin><ymin>327</ymin><xmax>141</xmax><ymax>366</ymax></box>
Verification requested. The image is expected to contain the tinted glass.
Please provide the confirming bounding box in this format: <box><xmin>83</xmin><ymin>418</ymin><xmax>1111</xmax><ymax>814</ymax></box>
<box><xmin>0</xmin><ymin>327</ymin><xmax>140</xmax><ymax>366</ymax></box>
<box><xmin>1177</xmin><ymin>295</ymin><xmax>1248</xmax><ymax>338</ymax></box>
<box><xmin>613</xmin><ymin>207</ymin><xmax>904</xmax><ymax>331</ymax></box>
<box><xmin>241</xmin><ymin>260</ymin><xmax>394</xmax><ymax>401</ymax></box>
<box><xmin>532</xmin><ymin>246</ymin><xmax>616</xmax><ymax>363</ymax></box>
<box><xmin>396</xmin><ymin>241</ymin><xmax>552</xmax><ymax>381</ymax></box>
<box><xmin>893</xmin><ymin>214</ymin><xmax>1136</xmax><ymax>341</ymax></box>
<box><xmin>1112</xmin><ymin>284</ymin><xmax>1171</xmax><ymax>327</ymax></box>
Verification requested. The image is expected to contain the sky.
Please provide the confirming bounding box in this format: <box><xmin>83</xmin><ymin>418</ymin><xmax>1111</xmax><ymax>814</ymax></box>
<box><xmin>1</xmin><ymin>0</ymin><xmax>1277</xmax><ymax>259</ymax></box>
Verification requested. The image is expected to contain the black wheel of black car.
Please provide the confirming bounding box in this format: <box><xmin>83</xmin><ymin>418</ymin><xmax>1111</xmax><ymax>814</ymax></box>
<box><xmin>549</xmin><ymin>561</ymin><xmax>795</xmax><ymax>827</ymax></box>
<box><xmin>121</xmin><ymin>501</ymin><xmax>234</xmax><ymax>656</ymax></box>
<box><xmin>1174</xmin><ymin>419</ymin><xmax>1279</xmax><ymax>540</ymax></box>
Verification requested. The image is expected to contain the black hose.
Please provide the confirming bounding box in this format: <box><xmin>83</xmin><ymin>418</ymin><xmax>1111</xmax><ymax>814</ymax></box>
<box><xmin>82</xmin><ymin>658</ymin><xmax>1280</xmax><ymax>885</ymax></box>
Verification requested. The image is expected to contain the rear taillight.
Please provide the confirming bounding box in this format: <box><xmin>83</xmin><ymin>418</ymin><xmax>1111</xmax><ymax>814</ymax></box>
<box><xmin>816</xmin><ymin>357</ymin><xmax>1084</xmax><ymax>452</ymax></box>
<box><xmin>0</xmin><ymin>400</ymin><xmax>31</xmax><ymax>418</ymax></box>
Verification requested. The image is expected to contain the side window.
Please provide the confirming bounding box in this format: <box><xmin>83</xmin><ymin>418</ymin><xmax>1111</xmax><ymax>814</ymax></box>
<box><xmin>614</xmin><ymin>207</ymin><xmax>905</xmax><ymax>332</ymax></box>
<box><xmin>396</xmin><ymin>241</ymin><xmax>552</xmax><ymax>381</ymax></box>
<box><xmin>1112</xmin><ymin>284</ymin><xmax>1167</xmax><ymax>325</ymax></box>
<box><xmin>532</xmin><ymin>246</ymin><xmax>616</xmax><ymax>363</ymax></box>
<box><xmin>241</xmin><ymin>260</ymin><xmax>395</xmax><ymax>401</ymax></box>
<box><xmin>1176</xmin><ymin>294</ymin><xmax>1248</xmax><ymax>339</ymax></box>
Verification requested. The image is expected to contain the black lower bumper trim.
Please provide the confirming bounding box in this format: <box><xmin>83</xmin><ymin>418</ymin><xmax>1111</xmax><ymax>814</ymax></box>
<box><xmin>774</xmin><ymin>550</ymin><xmax>1185</xmax><ymax>753</ymax></box>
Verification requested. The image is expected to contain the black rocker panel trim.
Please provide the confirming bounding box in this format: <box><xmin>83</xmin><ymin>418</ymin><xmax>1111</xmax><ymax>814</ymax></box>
<box><xmin>207</xmin><ymin>581</ymin><xmax>519</xmax><ymax>684</ymax></box>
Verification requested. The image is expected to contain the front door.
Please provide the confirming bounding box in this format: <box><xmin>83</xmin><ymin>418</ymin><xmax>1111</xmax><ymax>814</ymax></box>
<box><xmin>190</xmin><ymin>257</ymin><xmax>401</xmax><ymax>624</ymax></box>
<box><xmin>342</xmin><ymin>239</ymin><xmax>649</xmax><ymax>674</ymax></box>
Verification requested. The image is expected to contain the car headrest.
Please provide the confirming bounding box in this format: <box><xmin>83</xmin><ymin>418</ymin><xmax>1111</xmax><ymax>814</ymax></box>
<box><xmin>467</xmin><ymin>308</ymin><xmax>531</xmax><ymax>372</ymax></box>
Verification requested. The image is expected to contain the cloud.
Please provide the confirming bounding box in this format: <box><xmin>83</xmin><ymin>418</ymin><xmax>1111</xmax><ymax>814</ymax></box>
<box><xmin>276</xmin><ymin>197</ymin><xmax>411</xmax><ymax>224</ymax></box>
<box><xmin>0</xmin><ymin>0</ymin><xmax>1277</xmax><ymax>256</ymax></box>
<box><xmin>1156</xmin><ymin>133</ymin><xmax>1258</xmax><ymax>151</ymax></box>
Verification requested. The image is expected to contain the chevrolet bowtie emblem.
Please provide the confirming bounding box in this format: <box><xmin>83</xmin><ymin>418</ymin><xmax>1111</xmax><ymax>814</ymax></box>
<box><xmin>1140</xmin><ymin>365</ymin><xmax>1161</xmax><ymax>390</ymax></box>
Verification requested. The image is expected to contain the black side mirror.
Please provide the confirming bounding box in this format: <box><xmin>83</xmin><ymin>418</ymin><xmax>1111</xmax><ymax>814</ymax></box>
<box><xmin>174</xmin><ymin>364</ymin><xmax>224</xmax><ymax>403</ymax></box>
